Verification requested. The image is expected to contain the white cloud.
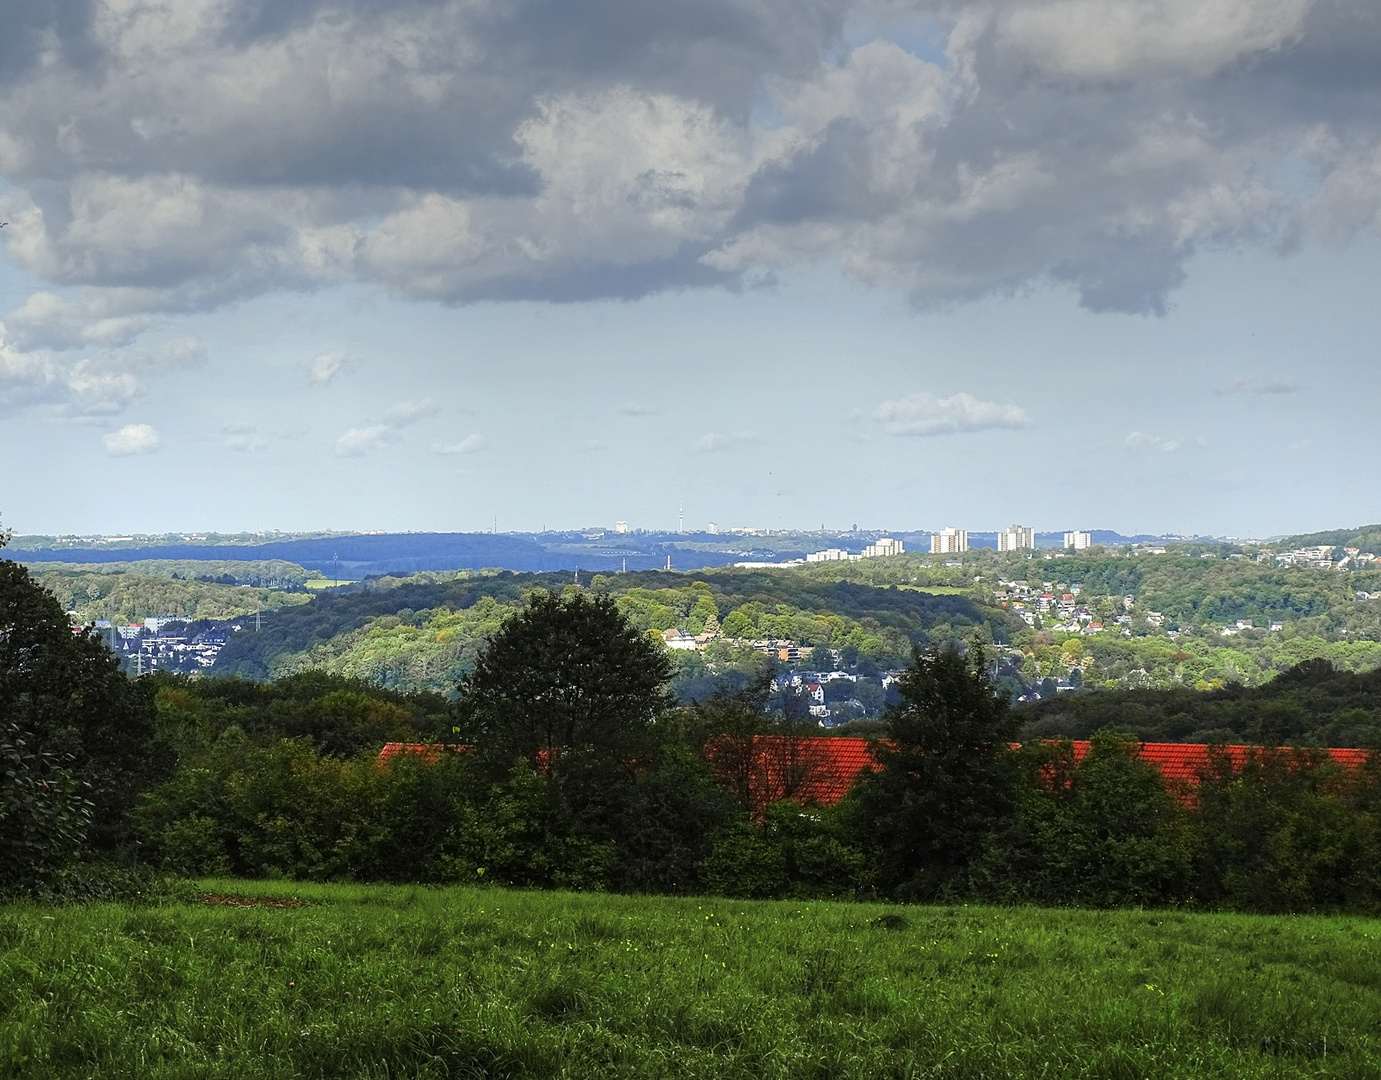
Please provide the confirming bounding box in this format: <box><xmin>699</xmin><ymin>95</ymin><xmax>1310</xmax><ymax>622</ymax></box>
<box><xmin>102</xmin><ymin>423</ymin><xmax>161</xmax><ymax>456</ymax></box>
<box><xmin>872</xmin><ymin>393</ymin><xmax>1032</xmax><ymax>437</ymax></box>
<box><xmin>1125</xmin><ymin>431</ymin><xmax>1207</xmax><ymax>453</ymax></box>
<box><xmin>1214</xmin><ymin>377</ymin><xmax>1301</xmax><ymax>396</ymax></box>
<box><xmin>302</xmin><ymin>351</ymin><xmax>360</xmax><ymax>386</ymax></box>
<box><xmin>620</xmin><ymin>402</ymin><xmax>658</xmax><ymax>416</ymax></box>
<box><xmin>428</xmin><ymin>434</ymin><xmax>487</xmax><ymax>455</ymax></box>
<box><xmin>334</xmin><ymin>424</ymin><xmax>399</xmax><ymax>456</ymax></box>
<box><xmin>996</xmin><ymin>0</ymin><xmax>1313</xmax><ymax>80</ymax></box>
<box><xmin>384</xmin><ymin>398</ymin><xmax>441</xmax><ymax>426</ymax></box>
<box><xmin>692</xmin><ymin>431</ymin><xmax>759</xmax><ymax>453</ymax></box>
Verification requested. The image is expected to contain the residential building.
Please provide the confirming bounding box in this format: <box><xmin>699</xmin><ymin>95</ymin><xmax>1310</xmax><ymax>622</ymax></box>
<box><xmin>806</xmin><ymin>547</ymin><xmax>862</xmax><ymax>563</ymax></box>
<box><xmin>706</xmin><ymin>522</ymin><xmax>718</xmax><ymax>534</ymax></box>
<box><xmin>661</xmin><ymin>628</ymin><xmax>699</xmax><ymax>651</ymax></box>
<box><xmin>614</xmin><ymin>521</ymin><xmax>629</xmax><ymax>533</ymax></box>
<box><xmin>863</xmin><ymin>537</ymin><xmax>905</xmax><ymax>558</ymax></box>
<box><xmin>997</xmin><ymin>524</ymin><xmax>1035</xmax><ymax>552</ymax></box>
<box><xmin>1064</xmin><ymin>530</ymin><xmax>1092</xmax><ymax>550</ymax></box>
<box><xmin>930</xmin><ymin>528</ymin><xmax>968</xmax><ymax>554</ymax></box>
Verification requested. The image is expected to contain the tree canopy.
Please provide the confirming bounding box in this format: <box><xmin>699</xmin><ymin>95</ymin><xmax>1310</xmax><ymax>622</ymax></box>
<box><xmin>850</xmin><ymin>641</ymin><xmax>1021</xmax><ymax>899</ymax></box>
<box><xmin>0</xmin><ymin>545</ymin><xmax>163</xmax><ymax>855</ymax></box>
<box><xmin>454</xmin><ymin>589</ymin><xmax>673</xmax><ymax>787</ymax></box>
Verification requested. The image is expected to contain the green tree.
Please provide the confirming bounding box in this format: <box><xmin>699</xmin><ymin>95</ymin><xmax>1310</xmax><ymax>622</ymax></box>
<box><xmin>849</xmin><ymin>641</ymin><xmax>1020</xmax><ymax>899</ymax></box>
<box><xmin>454</xmin><ymin>590</ymin><xmax>673</xmax><ymax>811</ymax></box>
<box><xmin>1</xmin><ymin>532</ymin><xmax>164</xmax><ymax>855</ymax></box>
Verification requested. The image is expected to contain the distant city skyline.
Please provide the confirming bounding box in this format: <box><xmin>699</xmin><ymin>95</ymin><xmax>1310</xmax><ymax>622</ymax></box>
<box><xmin>4</xmin><ymin>2</ymin><xmax>1381</xmax><ymax>538</ymax></box>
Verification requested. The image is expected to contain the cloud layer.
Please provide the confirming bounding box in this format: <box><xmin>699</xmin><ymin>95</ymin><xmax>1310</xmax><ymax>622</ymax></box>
<box><xmin>2</xmin><ymin>0</ymin><xmax>1381</xmax><ymax>415</ymax></box>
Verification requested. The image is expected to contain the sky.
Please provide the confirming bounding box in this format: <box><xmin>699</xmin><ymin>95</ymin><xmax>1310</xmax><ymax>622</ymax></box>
<box><xmin>1</xmin><ymin>0</ymin><xmax>1380</xmax><ymax>540</ymax></box>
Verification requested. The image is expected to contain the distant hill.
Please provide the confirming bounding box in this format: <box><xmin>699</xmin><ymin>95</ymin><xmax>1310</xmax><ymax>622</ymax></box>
<box><xmin>1279</xmin><ymin>524</ymin><xmax>1381</xmax><ymax>555</ymax></box>
<box><xmin>1017</xmin><ymin>658</ymin><xmax>1381</xmax><ymax>748</ymax></box>
<box><xmin>15</xmin><ymin>532</ymin><xmax>693</xmax><ymax>577</ymax></box>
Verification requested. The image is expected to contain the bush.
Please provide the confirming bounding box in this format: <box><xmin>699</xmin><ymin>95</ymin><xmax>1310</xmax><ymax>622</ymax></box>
<box><xmin>0</xmin><ymin>723</ymin><xmax>93</xmax><ymax>895</ymax></box>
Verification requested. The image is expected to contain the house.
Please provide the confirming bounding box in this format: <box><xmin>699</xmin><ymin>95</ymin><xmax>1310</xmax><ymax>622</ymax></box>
<box><xmin>662</xmin><ymin>628</ymin><xmax>699</xmax><ymax>651</ymax></box>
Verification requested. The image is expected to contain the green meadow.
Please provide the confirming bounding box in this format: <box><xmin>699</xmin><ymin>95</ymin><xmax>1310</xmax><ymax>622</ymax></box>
<box><xmin>4</xmin><ymin>882</ymin><xmax>1380</xmax><ymax>1079</ymax></box>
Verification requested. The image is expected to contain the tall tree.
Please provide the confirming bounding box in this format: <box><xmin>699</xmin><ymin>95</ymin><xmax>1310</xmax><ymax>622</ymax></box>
<box><xmin>0</xmin><ymin>527</ymin><xmax>164</xmax><ymax>854</ymax></box>
<box><xmin>454</xmin><ymin>590</ymin><xmax>673</xmax><ymax>806</ymax></box>
<box><xmin>850</xmin><ymin>641</ymin><xmax>1021</xmax><ymax>899</ymax></box>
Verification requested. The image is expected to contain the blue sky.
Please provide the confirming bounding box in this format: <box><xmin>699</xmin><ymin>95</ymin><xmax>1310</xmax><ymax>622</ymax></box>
<box><xmin>2</xmin><ymin>1</ymin><xmax>1379</xmax><ymax>539</ymax></box>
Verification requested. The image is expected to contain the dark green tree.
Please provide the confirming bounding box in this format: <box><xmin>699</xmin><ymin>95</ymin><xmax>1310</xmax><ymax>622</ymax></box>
<box><xmin>0</xmin><ymin>531</ymin><xmax>164</xmax><ymax>854</ymax></box>
<box><xmin>849</xmin><ymin>641</ymin><xmax>1020</xmax><ymax>898</ymax></box>
<box><xmin>454</xmin><ymin>589</ymin><xmax>673</xmax><ymax>808</ymax></box>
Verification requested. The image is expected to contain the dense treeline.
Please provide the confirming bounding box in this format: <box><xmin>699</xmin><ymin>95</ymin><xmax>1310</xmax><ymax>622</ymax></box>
<box><xmin>210</xmin><ymin>569</ymin><xmax>998</xmax><ymax>693</ymax></box>
<box><xmin>30</xmin><ymin>565</ymin><xmax>314</xmax><ymax>623</ymax></box>
<box><xmin>1018</xmin><ymin>658</ymin><xmax>1381</xmax><ymax>747</ymax></box>
<box><xmin>7</xmin><ymin>544</ymin><xmax>1381</xmax><ymax>912</ymax></box>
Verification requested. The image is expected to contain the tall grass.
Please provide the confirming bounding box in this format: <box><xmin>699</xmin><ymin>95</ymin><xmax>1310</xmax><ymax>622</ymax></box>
<box><xmin>4</xmin><ymin>881</ymin><xmax>1381</xmax><ymax>1078</ymax></box>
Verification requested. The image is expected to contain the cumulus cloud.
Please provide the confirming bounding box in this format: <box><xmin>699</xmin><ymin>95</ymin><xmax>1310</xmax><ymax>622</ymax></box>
<box><xmin>428</xmin><ymin>434</ymin><xmax>488</xmax><ymax>455</ymax></box>
<box><xmin>0</xmin><ymin>0</ymin><xmax>1376</xmax><ymax>374</ymax></box>
<box><xmin>102</xmin><ymin>423</ymin><xmax>161</xmax><ymax>456</ymax></box>
<box><xmin>692</xmin><ymin>431</ymin><xmax>759</xmax><ymax>453</ymax></box>
<box><xmin>1214</xmin><ymin>376</ymin><xmax>1301</xmax><ymax>395</ymax></box>
<box><xmin>301</xmin><ymin>351</ymin><xmax>360</xmax><ymax>385</ymax></box>
<box><xmin>334</xmin><ymin>424</ymin><xmax>399</xmax><ymax>457</ymax></box>
<box><xmin>872</xmin><ymin>392</ymin><xmax>1032</xmax><ymax>437</ymax></box>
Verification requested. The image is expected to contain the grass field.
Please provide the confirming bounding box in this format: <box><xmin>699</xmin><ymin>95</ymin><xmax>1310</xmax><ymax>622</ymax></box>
<box><xmin>4</xmin><ymin>881</ymin><xmax>1380</xmax><ymax>1079</ymax></box>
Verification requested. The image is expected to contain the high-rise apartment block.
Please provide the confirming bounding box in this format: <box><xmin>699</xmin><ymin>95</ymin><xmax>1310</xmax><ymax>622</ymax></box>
<box><xmin>998</xmin><ymin>524</ymin><xmax>1035</xmax><ymax>552</ymax></box>
<box><xmin>1064</xmin><ymin>530</ymin><xmax>1092</xmax><ymax>550</ymax></box>
<box><xmin>930</xmin><ymin>528</ymin><xmax>968</xmax><ymax>554</ymax></box>
<box><xmin>863</xmin><ymin>537</ymin><xmax>905</xmax><ymax>558</ymax></box>
<box><xmin>615</xmin><ymin>521</ymin><xmax>629</xmax><ymax>533</ymax></box>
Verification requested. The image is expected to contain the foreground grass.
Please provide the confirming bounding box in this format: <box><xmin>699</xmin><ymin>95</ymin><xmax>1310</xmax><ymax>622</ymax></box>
<box><xmin>4</xmin><ymin>882</ymin><xmax>1381</xmax><ymax>1079</ymax></box>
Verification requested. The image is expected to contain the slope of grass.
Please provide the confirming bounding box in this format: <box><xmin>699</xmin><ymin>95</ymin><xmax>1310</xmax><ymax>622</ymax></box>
<box><xmin>4</xmin><ymin>881</ymin><xmax>1381</xmax><ymax>1078</ymax></box>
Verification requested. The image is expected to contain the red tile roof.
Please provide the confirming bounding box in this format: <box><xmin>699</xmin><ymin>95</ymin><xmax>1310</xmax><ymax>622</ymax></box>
<box><xmin>726</xmin><ymin>737</ymin><xmax>1374</xmax><ymax>809</ymax></box>
<box><xmin>382</xmin><ymin>737</ymin><xmax>1373</xmax><ymax>811</ymax></box>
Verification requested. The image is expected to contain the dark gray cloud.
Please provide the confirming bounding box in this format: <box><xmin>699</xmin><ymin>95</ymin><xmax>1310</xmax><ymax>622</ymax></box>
<box><xmin>2</xmin><ymin>0</ymin><xmax>1381</xmax><ymax>414</ymax></box>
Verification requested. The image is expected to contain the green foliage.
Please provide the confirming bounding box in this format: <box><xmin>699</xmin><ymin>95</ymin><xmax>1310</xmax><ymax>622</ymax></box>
<box><xmin>1193</xmin><ymin>747</ymin><xmax>1381</xmax><ymax>912</ymax></box>
<box><xmin>212</xmin><ymin>569</ymin><xmax>996</xmax><ymax>694</ymax></box>
<box><xmin>1020</xmin><ymin>658</ymin><xmax>1381</xmax><ymax>746</ymax></box>
<box><xmin>0</xmin><ymin>724</ymin><xmax>92</xmax><ymax>895</ymax></box>
<box><xmin>456</xmin><ymin>590</ymin><xmax>673</xmax><ymax>783</ymax></box>
<box><xmin>975</xmin><ymin>733</ymin><xmax>1197</xmax><ymax>907</ymax></box>
<box><xmin>703</xmin><ymin>801</ymin><xmax>868</xmax><ymax>900</ymax></box>
<box><xmin>0</xmin><ymin>558</ymin><xmax>166</xmax><ymax>852</ymax></box>
<box><xmin>850</xmin><ymin>642</ymin><xmax>1021</xmax><ymax>899</ymax></box>
<box><xmin>28</xmin><ymin>564</ymin><xmax>315</xmax><ymax>623</ymax></box>
<box><xmin>150</xmin><ymin>671</ymin><xmax>451</xmax><ymax>757</ymax></box>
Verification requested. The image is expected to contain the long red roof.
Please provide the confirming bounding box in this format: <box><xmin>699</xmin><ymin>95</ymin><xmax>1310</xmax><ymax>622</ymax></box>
<box><xmin>721</xmin><ymin>737</ymin><xmax>1373</xmax><ymax>809</ymax></box>
<box><xmin>380</xmin><ymin>737</ymin><xmax>1372</xmax><ymax>810</ymax></box>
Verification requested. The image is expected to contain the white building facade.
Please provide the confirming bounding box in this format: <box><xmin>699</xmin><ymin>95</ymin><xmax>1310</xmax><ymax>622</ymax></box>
<box><xmin>863</xmin><ymin>537</ymin><xmax>905</xmax><ymax>558</ymax></box>
<box><xmin>998</xmin><ymin>525</ymin><xmax>1035</xmax><ymax>552</ymax></box>
<box><xmin>931</xmin><ymin>528</ymin><xmax>968</xmax><ymax>554</ymax></box>
<box><xmin>1064</xmin><ymin>531</ymin><xmax>1092</xmax><ymax>550</ymax></box>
